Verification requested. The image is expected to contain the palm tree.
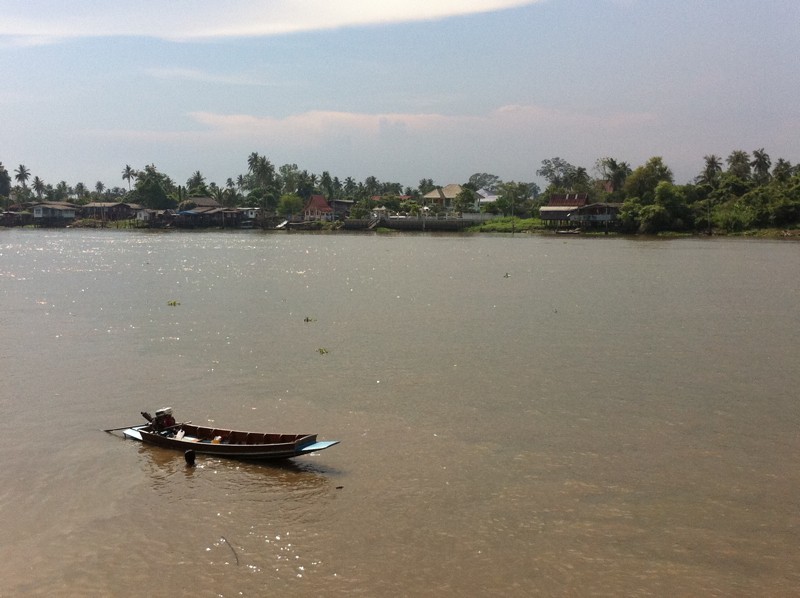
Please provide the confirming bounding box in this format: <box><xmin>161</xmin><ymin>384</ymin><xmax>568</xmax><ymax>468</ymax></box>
<box><xmin>772</xmin><ymin>158</ymin><xmax>793</xmax><ymax>183</ymax></box>
<box><xmin>122</xmin><ymin>164</ymin><xmax>136</xmax><ymax>190</ymax></box>
<box><xmin>697</xmin><ymin>154</ymin><xmax>723</xmax><ymax>186</ymax></box>
<box><xmin>53</xmin><ymin>181</ymin><xmax>70</xmax><ymax>202</ymax></box>
<box><xmin>364</xmin><ymin>176</ymin><xmax>380</xmax><ymax>197</ymax></box>
<box><xmin>32</xmin><ymin>176</ymin><xmax>46</xmax><ymax>199</ymax></box>
<box><xmin>186</xmin><ymin>171</ymin><xmax>206</xmax><ymax>192</ymax></box>
<box><xmin>0</xmin><ymin>162</ymin><xmax>11</xmax><ymax>198</ymax></box>
<box><xmin>565</xmin><ymin>166</ymin><xmax>590</xmax><ymax>191</ymax></box>
<box><xmin>247</xmin><ymin>152</ymin><xmax>261</xmax><ymax>174</ymax></box>
<box><xmin>95</xmin><ymin>181</ymin><xmax>106</xmax><ymax>198</ymax></box>
<box><xmin>210</xmin><ymin>186</ymin><xmax>225</xmax><ymax>205</ymax></box>
<box><xmin>596</xmin><ymin>158</ymin><xmax>632</xmax><ymax>192</ymax></box>
<box><xmin>750</xmin><ymin>148</ymin><xmax>771</xmax><ymax>185</ymax></box>
<box><xmin>726</xmin><ymin>150</ymin><xmax>751</xmax><ymax>180</ymax></box>
<box><xmin>15</xmin><ymin>164</ymin><xmax>31</xmax><ymax>187</ymax></box>
<box><xmin>74</xmin><ymin>182</ymin><xmax>87</xmax><ymax>202</ymax></box>
<box><xmin>343</xmin><ymin>177</ymin><xmax>357</xmax><ymax>197</ymax></box>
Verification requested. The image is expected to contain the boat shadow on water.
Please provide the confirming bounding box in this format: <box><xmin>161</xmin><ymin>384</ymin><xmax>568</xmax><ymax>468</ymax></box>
<box><xmin>136</xmin><ymin>444</ymin><xmax>343</xmax><ymax>494</ymax></box>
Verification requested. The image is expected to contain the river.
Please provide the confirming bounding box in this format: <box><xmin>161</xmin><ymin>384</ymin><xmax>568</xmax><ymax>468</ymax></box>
<box><xmin>1</xmin><ymin>229</ymin><xmax>799</xmax><ymax>596</ymax></box>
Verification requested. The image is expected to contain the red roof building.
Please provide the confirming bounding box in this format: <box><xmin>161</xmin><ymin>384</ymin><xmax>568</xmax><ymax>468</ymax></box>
<box><xmin>304</xmin><ymin>194</ymin><xmax>333</xmax><ymax>221</ymax></box>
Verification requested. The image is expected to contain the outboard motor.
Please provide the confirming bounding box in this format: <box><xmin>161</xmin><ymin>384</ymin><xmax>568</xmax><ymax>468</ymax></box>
<box><xmin>153</xmin><ymin>407</ymin><xmax>176</xmax><ymax>433</ymax></box>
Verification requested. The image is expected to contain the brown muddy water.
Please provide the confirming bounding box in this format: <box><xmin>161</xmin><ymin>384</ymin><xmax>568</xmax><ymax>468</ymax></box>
<box><xmin>1</xmin><ymin>229</ymin><xmax>799</xmax><ymax>597</ymax></box>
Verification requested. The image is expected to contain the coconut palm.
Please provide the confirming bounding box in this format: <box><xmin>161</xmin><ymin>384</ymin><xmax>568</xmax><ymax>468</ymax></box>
<box><xmin>772</xmin><ymin>158</ymin><xmax>793</xmax><ymax>183</ymax></box>
<box><xmin>32</xmin><ymin>176</ymin><xmax>46</xmax><ymax>199</ymax></box>
<box><xmin>697</xmin><ymin>154</ymin><xmax>723</xmax><ymax>186</ymax></box>
<box><xmin>750</xmin><ymin>148</ymin><xmax>771</xmax><ymax>185</ymax></box>
<box><xmin>74</xmin><ymin>182</ymin><xmax>88</xmax><ymax>202</ymax></box>
<box><xmin>122</xmin><ymin>164</ymin><xmax>136</xmax><ymax>190</ymax></box>
<box><xmin>596</xmin><ymin>158</ymin><xmax>632</xmax><ymax>192</ymax></box>
<box><xmin>247</xmin><ymin>152</ymin><xmax>261</xmax><ymax>174</ymax></box>
<box><xmin>186</xmin><ymin>171</ymin><xmax>206</xmax><ymax>192</ymax></box>
<box><xmin>15</xmin><ymin>164</ymin><xmax>30</xmax><ymax>187</ymax></box>
<box><xmin>0</xmin><ymin>162</ymin><xmax>11</xmax><ymax>198</ymax></box>
<box><xmin>726</xmin><ymin>150</ymin><xmax>751</xmax><ymax>180</ymax></box>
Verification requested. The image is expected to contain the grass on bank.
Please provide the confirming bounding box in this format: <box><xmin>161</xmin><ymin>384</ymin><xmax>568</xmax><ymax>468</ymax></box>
<box><xmin>469</xmin><ymin>216</ymin><xmax>547</xmax><ymax>233</ymax></box>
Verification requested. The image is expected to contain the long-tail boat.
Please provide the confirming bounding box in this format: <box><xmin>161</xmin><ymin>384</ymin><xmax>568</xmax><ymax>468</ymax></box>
<box><xmin>108</xmin><ymin>408</ymin><xmax>339</xmax><ymax>461</ymax></box>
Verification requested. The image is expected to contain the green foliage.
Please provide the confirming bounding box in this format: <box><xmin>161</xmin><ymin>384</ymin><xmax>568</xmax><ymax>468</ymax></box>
<box><xmin>376</xmin><ymin>194</ymin><xmax>402</xmax><ymax>212</ymax></box>
<box><xmin>595</xmin><ymin>157</ymin><xmax>632</xmax><ymax>195</ymax></box>
<box><xmin>453</xmin><ymin>187</ymin><xmax>477</xmax><ymax>213</ymax></box>
<box><xmin>623</xmin><ymin>157</ymin><xmax>673</xmax><ymax>204</ymax></box>
<box><xmin>467</xmin><ymin>173</ymin><xmax>502</xmax><ymax>193</ymax></box>
<box><xmin>277</xmin><ymin>193</ymin><xmax>304</xmax><ymax>217</ymax></box>
<box><xmin>349</xmin><ymin>200</ymin><xmax>371</xmax><ymax>219</ymax></box>
<box><xmin>4</xmin><ymin>147</ymin><xmax>799</xmax><ymax>236</ymax></box>
<box><xmin>637</xmin><ymin>204</ymin><xmax>671</xmax><ymax>234</ymax></box>
<box><xmin>130</xmin><ymin>173</ymin><xmax>176</xmax><ymax>210</ymax></box>
<box><xmin>0</xmin><ymin>162</ymin><xmax>11</xmax><ymax>198</ymax></box>
<box><xmin>495</xmin><ymin>182</ymin><xmax>532</xmax><ymax>216</ymax></box>
<box><xmin>472</xmin><ymin>216</ymin><xmax>544</xmax><ymax>232</ymax></box>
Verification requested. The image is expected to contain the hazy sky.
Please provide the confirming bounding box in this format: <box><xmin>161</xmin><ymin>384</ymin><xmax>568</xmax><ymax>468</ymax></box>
<box><xmin>2</xmin><ymin>0</ymin><xmax>799</xmax><ymax>190</ymax></box>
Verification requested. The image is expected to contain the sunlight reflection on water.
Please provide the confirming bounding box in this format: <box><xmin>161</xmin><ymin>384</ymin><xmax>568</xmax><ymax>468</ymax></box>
<box><xmin>1</xmin><ymin>229</ymin><xmax>799</xmax><ymax>596</ymax></box>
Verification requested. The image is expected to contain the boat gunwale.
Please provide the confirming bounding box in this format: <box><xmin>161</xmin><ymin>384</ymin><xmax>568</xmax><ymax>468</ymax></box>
<box><xmin>134</xmin><ymin>424</ymin><xmax>317</xmax><ymax>456</ymax></box>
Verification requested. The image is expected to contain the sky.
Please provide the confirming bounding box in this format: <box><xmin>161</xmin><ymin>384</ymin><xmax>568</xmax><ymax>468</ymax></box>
<box><xmin>2</xmin><ymin>0</ymin><xmax>799</xmax><ymax>191</ymax></box>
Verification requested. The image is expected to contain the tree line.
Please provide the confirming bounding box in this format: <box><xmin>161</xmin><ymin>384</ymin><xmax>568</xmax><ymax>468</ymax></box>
<box><xmin>535</xmin><ymin>151</ymin><xmax>800</xmax><ymax>233</ymax></box>
<box><xmin>2</xmin><ymin>148</ymin><xmax>799</xmax><ymax>232</ymax></box>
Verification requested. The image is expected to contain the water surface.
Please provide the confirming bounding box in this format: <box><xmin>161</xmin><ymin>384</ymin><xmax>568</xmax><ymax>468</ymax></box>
<box><xmin>1</xmin><ymin>229</ymin><xmax>799</xmax><ymax>596</ymax></box>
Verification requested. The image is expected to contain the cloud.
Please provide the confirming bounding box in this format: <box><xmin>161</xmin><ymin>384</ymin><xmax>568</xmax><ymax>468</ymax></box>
<box><xmin>185</xmin><ymin>104</ymin><xmax>656</xmax><ymax>141</ymax></box>
<box><xmin>82</xmin><ymin>104</ymin><xmax>657</xmax><ymax>165</ymax></box>
<box><xmin>143</xmin><ymin>67</ymin><xmax>275</xmax><ymax>87</ymax></box>
<box><xmin>1</xmin><ymin>1</ymin><xmax>542</xmax><ymax>42</ymax></box>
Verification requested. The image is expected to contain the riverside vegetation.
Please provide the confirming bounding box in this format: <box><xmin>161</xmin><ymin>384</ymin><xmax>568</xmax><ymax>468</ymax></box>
<box><xmin>2</xmin><ymin>149</ymin><xmax>799</xmax><ymax>236</ymax></box>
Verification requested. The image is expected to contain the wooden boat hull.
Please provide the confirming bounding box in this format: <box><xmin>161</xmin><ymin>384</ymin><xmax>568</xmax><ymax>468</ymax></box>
<box><xmin>122</xmin><ymin>423</ymin><xmax>339</xmax><ymax>460</ymax></box>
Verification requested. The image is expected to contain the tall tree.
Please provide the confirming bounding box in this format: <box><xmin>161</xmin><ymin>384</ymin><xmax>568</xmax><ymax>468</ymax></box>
<box><xmin>418</xmin><ymin>178</ymin><xmax>436</xmax><ymax>195</ymax></box>
<box><xmin>14</xmin><ymin>164</ymin><xmax>30</xmax><ymax>187</ymax></box>
<box><xmin>623</xmin><ymin>157</ymin><xmax>674</xmax><ymax>203</ymax></box>
<box><xmin>696</xmin><ymin>154</ymin><xmax>723</xmax><ymax>187</ymax></box>
<box><xmin>121</xmin><ymin>164</ymin><xmax>135</xmax><ymax>190</ymax></box>
<box><xmin>364</xmin><ymin>176</ymin><xmax>380</xmax><ymax>197</ymax></box>
<box><xmin>32</xmin><ymin>176</ymin><xmax>45</xmax><ymax>199</ymax></box>
<box><xmin>279</xmin><ymin>163</ymin><xmax>300</xmax><ymax>195</ymax></box>
<box><xmin>726</xmin><ymin>150</ymin><xmax>751</xmax><ymax>180</ymax></box>
<box><xmin>496</xmin><ymin>181</ymin><xmax>532</xmax><ymax>217</ymax></box>
<box><xmin>0</xmin><ymin>162</ymin><xmax>11</xmax><ymax>198</ymax></box>
<box><xmin>343</xmin><ymin>177</ymin><xmax>357</xmax><ymax>197</ymax></box>
<box><xmin>468</xmin><ymin>173</ymin><xmax>502</xmax><ymax>193</ymax></box>
<box><xmin>320</xmin><ymin>171</ymin><xmax>335</xmax><ymax>199</ymax></box>
<box><xmin>536</xmin><ymin>157</ymin><xmax>577</xmax><ymax>189</ymax></box>
<box><xmin>772</xmin><ymin>158</ymin><xmax>793</xmax><ymax>183</ymax></box>
<box><xmin>566</xmin><ymin>166</ymin><xmax>591</xmax><ymax>191</ymax></box>
<box><xmin>247</xmin><ymin>152</ymin><xmax>261</xmax><ymax>174</ymax></box>
<box><xmin>74</xmin><ymin>182</ymin><xmax>87</xmax><ymax>202</ymax></box>
<box><xmin>453</xmin><ymin>187</ymin><xmax>478</xmax><ymax>213</ymax></box>
<box><xmin>295</xmin><ymin>170</ymin><xmax>316</xmax><ymax>200</ymax></box>
<box><xmin>53</xmin><ymin>181</ymin><xmax>70</xmax><ymax>201</ymax></box>
<box><xmin>750</xmin><ymin>148</ymin><xmax>771</xmax><ymax>185</ymax></box>
<box><xmin>596</xmin><ymin>157</ymin><xmax>631</xmax><ymax>192</ymax></box>
<box><xmin>186</xmin><ymin>171</ymin><xmax>206</xmax><ymax>194</ymax></box>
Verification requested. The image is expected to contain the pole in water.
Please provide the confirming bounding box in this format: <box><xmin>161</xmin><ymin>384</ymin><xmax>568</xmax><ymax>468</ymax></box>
<box><xmin>184</xmin><ymin>449</ymin><xmax>196</xmax><ymax>467</ymax></box>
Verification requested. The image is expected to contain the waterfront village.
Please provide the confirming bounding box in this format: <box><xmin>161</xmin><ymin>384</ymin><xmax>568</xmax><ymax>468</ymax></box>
<box><xmin>3</xmin><ymin>151</ymin><xmax>799</xmax><ymax>235</ymax></box>
<box><xmin>1</xmin><ymin>186</ymin><xmax>614</xmax><ymax>233</ymax></box>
